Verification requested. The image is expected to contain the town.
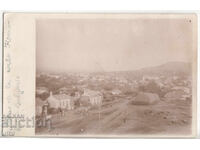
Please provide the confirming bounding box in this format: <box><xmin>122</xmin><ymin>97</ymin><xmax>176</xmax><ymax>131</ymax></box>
<box><xmin>35</xmin><ymin>62</ymin><xmax>192</xmax><ymax>135</ymax></box>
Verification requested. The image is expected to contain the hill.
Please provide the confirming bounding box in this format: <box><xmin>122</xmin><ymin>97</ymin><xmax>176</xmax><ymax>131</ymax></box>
<box><xmin>116</xmin><ymin>61</ymin><xmax>191</xmax><ymax>79</ymax></box>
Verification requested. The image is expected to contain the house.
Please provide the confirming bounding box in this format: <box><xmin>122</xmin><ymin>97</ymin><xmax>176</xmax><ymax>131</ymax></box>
<box><xmin>111</xmin><ymin>89</ymin><xmax>121</xmax><ymax>95</ymax></box>
<box><xmin>36</xmin><ymin>87</ymin><xmax>49</xmax><ymax>95</ymax></box>
<box><xmin>49</xmin><ymin>74</ymin><xmax>60</xmax><ymax>79</ymax></box>
<box><xmin>82</xmin><ymin>89</ymin><xmax>103</xmax><ymax>105</ymax></box>
<box><xmin>47</xmin><ymin>92</ymin><xmax>60</xmax><ymax>109</ymax></box>
<box><xmin>47</xmin><ymin>92</ymin><xmax>74</xmax><ymax>110</ymax></box>
<box><xmin>58</xmin><ymin>87</ymin><xmax>69</xmax><ymax>94</ymax></box>
<box><xmin>54</xmin><ymin>94</ymin><xmax>74</xmax><ymax>110</ymax></box>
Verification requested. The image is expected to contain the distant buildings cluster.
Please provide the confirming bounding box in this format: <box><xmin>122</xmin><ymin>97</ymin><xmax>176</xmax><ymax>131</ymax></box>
<box><xmin>36</xmin><ymin>71</ymin><xmax>192</xmax><ymax>118</ymax></box>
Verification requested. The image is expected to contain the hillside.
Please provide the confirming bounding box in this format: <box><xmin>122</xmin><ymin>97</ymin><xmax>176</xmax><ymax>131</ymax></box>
<box><xmin>116</xmin><ymin>61</ymin><xmax>192</xmax><ymax>79</ymax></box>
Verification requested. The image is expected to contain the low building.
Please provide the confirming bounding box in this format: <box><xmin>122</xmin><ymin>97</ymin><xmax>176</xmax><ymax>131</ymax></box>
<box><xmin>82</xmin><ymin>89</ymin><xmax>103</xmax><ymax>105</ymax></box>
<box><xmin>47</xmin><ymin>92</ymin><xmax>74</xmax><ymax>110</ymax></box>
<box><xmin>54</xmin><ymin>94</ymin><xmax>74</xmax><ymax>110</ymax></box>
<box><xmin>47</xmin><ymin>92</ymin><xmax>60</xmax><ymax>109</ymax></box>
<box><xmin>36</xmin><ymin>87</ymin><xmax>49</xmax><ymax>95</ymax></box>
<box><xmin>58</xmin><ymin>87</ymin><xmax>69</xmax><ymax>94</ymax></box>
<box><xmin>111</xmin><ymin>89</ymin><xmax>121</xmax><ymax>95</ymax></box>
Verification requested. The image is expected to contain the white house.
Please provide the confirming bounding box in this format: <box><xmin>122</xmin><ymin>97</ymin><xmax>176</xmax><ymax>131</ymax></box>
<box><xmin>83</xmin><ymin>89</ymin><xmax>103</xmax><ymax>105</ymax></box>
<box><xmin>54</xmin><ymin>94</ymin><xmax>74</xmax><ymax>110</ymax></box>
<box><xmin>47</xmin><ymin>92</ymin><xmax>60</xmax><ymax>109</ymax></box>
<box><xmin>47</xmin><ymin>92</ymin><xmax>74</xmax><ymax>110</ymax></box>
<box><xmin>111</xmin><ymin>89</ymin><xmax>121</xmax><ymax>95</ymax></box>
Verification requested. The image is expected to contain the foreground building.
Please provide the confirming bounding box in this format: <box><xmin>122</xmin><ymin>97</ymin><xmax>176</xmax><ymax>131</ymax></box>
<box><xmin>47</xmin><ymin>92</ymin><xmax>74</xmax><ymax>110</ymax></box>
<box><xmin>82</xmin><ymin>89</ymin><xmax>103</xmax><ymax>105</ymax></box>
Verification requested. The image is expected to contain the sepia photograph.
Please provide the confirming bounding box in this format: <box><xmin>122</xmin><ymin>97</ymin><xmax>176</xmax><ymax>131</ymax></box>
<box><xmin>1</xmin><ymin>0</ymin><xmax>200</xmax><ymax>147</ymax></box>
<box><xmin>35</xmin><ymin>15</ymin><xmax>196</xmax><ymax>136</ymax></box>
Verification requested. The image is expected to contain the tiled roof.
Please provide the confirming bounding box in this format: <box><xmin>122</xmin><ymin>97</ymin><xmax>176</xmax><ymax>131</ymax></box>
<box><xmin>85</xmin><ymin>89</ymin><xmax>102</xmax><ymax>97</ymax></box>
<box><xmin>53</xmin><ymin>94</ymin><xmax>72</xmax><ymax>100</ymax></box>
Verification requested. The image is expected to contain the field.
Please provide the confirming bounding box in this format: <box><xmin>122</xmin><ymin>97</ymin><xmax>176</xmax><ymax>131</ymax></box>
<box><xmin>36</xmin><ymin>97</ymin><xmax>192</xmax><ymax>136</ymax></box>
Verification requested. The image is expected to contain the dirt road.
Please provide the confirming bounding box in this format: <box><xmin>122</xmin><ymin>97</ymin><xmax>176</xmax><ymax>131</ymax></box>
<box><xmin>36</xmin><ymin>98</ymin><xmax>192</xmax><ymax>136</ymax></box>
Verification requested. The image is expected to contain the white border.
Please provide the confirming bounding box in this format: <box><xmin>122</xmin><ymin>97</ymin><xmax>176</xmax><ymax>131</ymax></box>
<box><xmin>1</xmin><ymin>13</ymin><xmax>198</xmax><ymax>138</ymax></box>
<box><xmin>0</xmin><ymin>12</ymin><xmax>2</xmax><ymax>137</ymax></box>
<box><xmin>197</xmin><ymin>14</ymin><xmax>200</xmax><ymax>138</ymax></box>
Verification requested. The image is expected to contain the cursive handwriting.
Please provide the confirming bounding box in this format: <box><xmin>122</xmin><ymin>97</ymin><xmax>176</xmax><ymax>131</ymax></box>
<box><xmin>13</xmin><ymin>76</ymin><xmax>24</xmax><ymax>108</ymax></box>
<box><xmin>4</xmin><ymin>20</ymin><xmax>11</xmax><ymax>48</ymax></box>
<box><xmin>5</xmin><ymin>54</ymin><xmax>11</xmax><ymax>72</ymax></box>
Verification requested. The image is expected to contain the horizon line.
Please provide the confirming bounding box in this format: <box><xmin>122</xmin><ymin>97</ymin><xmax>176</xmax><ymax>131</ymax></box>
<box><xmin>36</xmin><ymin>61</ymin><xmax>190</xmax><ymax>74</ymax></box>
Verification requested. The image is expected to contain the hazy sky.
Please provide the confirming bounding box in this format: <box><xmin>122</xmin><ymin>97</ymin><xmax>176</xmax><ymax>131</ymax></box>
<box><xmin>36</xmin><ymin>18</ymin><xmax>193</xmax><ymax>72</ymax></box>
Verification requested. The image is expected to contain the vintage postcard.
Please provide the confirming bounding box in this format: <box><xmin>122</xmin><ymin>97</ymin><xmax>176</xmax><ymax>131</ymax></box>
<box><xmin>2</xmin><ymin>13</ymin><xmax>197</xmax><ymax>137</ymax></box>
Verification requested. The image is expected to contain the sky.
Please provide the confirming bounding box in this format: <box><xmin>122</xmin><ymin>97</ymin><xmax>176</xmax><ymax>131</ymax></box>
<box><xmin>36</xmin><ymin>17</ymin><xmax>194</xmax><ymax>72</ymax></box>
